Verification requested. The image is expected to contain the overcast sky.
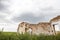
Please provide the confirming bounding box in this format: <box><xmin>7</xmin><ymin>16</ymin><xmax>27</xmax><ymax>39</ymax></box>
<box><xmin>0</xmin><ymin>0</ymin><xmax>60</xmax><ymax>32</ymax></box>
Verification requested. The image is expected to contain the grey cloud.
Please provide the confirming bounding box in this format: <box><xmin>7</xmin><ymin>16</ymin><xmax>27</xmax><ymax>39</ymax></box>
<box><xmin>39</xmin><ymin>7</ymin><xmax>60</xmax><ymax>16</ymax></box>
<box><xmin>0</xmin><ymin>0</ymin><xmax>11</xmax><ymax>23</ymax></box>
<box><xmin>41</xmin><ymin>7</ymin><xmax>54</xmax><ymax>11</ymax></box>
<box><xmin>0</xmin><ymin>3</ymin><xmax>7</xmax><ymax>11</ymax></box>
<box><xmin>0</xmin><ymin>0</ymin><xmax>9</xmax><ymax>13</ymax></box>
<box><xmin>12</xmin><ymin>12</ymin><xmax>52</xmax><ymax>23</ymax></box>
<box><xmin>0</xmin><ymin>0</ymin><xmax>60</xmax><ymax>24</ymax></box>
<box><xmin>0</xmin><ymin>15</ymin><xmax>5</xmax><ymax>18</ymax></box>
<box><xmin>12</xmin><ymin>7</ymin><xmax>60</xmax><ymax>23</ymax></box>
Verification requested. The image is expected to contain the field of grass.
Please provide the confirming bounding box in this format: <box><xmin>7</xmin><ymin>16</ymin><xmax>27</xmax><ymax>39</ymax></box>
<box><xmin>0</xmin><ymin>32</ymin><xmax>60</xmax><ymax>40</ymax></box>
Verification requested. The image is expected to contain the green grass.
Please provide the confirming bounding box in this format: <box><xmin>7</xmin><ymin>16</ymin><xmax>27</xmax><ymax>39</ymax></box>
<box><xmin>0</xmin><ymin>32</ymin><xmax>60</xmax><ymax>40</ymax></box>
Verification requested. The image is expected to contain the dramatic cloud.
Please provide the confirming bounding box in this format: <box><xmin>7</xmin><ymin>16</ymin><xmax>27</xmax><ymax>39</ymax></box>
<box><xmin>12</xmin><ymin>13</ymin><xmax>44</xmax><ymax>23</ymax></box>
<box><xmin>0</xmin><ymin>0</ymin><xmax>10</xmax><ymax>12</ymax></box>
<box><xmin>12</xmin><ymin>12</ymin><xmax>60</xmax><ymax>24</ymax></box>
<box><xmin>0</xmin><ymin>0</ymin><xmax>60</xmax><ymax>31</ymax></box>
<box><xmin>5</xmin><ymin>0</ymin><xmax>60</xmax><ymax>23</ymax></box>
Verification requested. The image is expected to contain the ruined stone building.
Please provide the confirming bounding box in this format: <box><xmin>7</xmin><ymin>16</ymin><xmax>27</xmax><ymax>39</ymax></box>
<box><xmin>50</xmin><ymin>15</ymin><xmax>60</xmax><ymax>34</ymax></box>
<box><xmin>17</xmin><ymin>15</ymin><xmax>60</xmax><ymax>35</ymax></box>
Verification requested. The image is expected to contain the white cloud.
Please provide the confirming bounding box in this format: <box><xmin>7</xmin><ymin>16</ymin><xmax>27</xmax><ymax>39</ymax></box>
<box><xmin>0</xmin><ymin>0</ymin><xmax>60</xmax><ymax>31</ymax></box>
<box><xmin>5</xmin><ymin>0</ymin><xmax>60</xmax><ymax>19</ymax></box>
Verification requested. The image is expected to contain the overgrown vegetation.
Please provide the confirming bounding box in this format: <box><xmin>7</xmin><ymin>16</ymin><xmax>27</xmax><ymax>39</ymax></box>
<box><xmin>0</xmin><ymin>32</ymin><xmax>60</xmax><ymax>40</ymax></box>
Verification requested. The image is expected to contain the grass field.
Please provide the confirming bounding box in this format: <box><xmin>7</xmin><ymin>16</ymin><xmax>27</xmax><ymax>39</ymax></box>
<box><xmin>0</xmin><ymin>32</ymin><xmax>60</xmax><ymax>40</ymax></box>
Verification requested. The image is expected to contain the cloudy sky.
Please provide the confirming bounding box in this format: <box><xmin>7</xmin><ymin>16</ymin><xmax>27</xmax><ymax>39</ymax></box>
<box><xmin>0</xmin><ymin>0</ymin><xmax>60</xmax><ymax>32</ymax></box>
